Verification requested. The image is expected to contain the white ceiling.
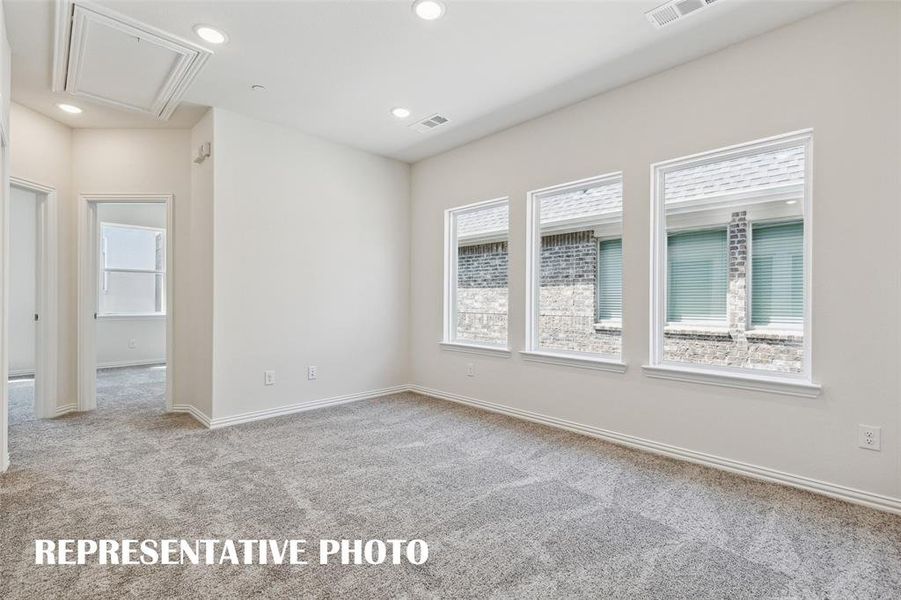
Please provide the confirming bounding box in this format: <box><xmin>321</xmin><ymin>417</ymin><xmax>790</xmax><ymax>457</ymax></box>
<box><xmin>5</xmin><ymin>0</ymin><xmax>840</xmax><ymax>162</ymax></box>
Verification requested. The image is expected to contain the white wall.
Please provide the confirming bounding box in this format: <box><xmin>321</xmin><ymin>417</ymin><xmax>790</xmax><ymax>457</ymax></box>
<box><xmin>0</xmin><ymin>0</ymin><xmax>11</xmax><ymax>470</ymax></box>
<box><xmin>410</xmin><ymin>3</ymin><xmax>901</xmax><ymax>500</ymax></box>
<box><xmin>8</xmin><ymin>185</ymin><xmax>35</xmax><ymax>374</ymax></box>
<box><xmin>95</xmin><ymin>202</ymin><xmax>166</xmax><ymax>368</ymax></box>
<box><xmin>187</xmin><ymin>109</ymin><xmax>214</xmax><ymax>417</ymax></box>
<box><xmin>210</xmin><ymin>109</ymin><xmax>410</xmax><ymax>420</ymax></box>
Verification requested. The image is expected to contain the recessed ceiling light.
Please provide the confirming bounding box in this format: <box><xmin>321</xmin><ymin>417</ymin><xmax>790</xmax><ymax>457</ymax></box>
<box><xmin>194</xmin><ymin>25</ymin><xmax>228</xmax><ymax>44</ymax></box>
<box><xmin>57</xmin><ymin>103</ymin><xmax>82</xmax><ymax>114</ymax></box>
<box><xmin>391</xmin><ymin>107</ymin><xmax>411</xmax><ymax>119</ymax></box>
<box><xmin>412</xmin><ymin>0</ymin><xmax>445</xmax><ymax>21</ymax></box>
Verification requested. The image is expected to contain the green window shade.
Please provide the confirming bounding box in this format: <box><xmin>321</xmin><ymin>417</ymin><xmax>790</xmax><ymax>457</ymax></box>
<box><xmin>751</xmin><ymin>221</ymin><xmax>803</xmax><ymax>326</ymax></box>
<box><xmin>667</xmin><ymin>228</ymin><xmax>728</xmax><ymax>323</ymax></box>
<box><xmin>596</xmin><ymin>239</ymin><xmax>622</xmax><ymax>321</ymax></box>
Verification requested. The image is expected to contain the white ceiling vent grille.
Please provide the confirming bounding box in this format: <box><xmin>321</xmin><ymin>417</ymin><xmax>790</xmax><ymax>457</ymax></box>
<box><xmin>410</xmin><ymin>114</ymin><xmax>450</xmax><ymax>134</ymax></box>
<box><xmin>52</xmin><ymin>1</ymin><xmax>212</xmax><ymax>120</ymax></box>
<box><xmin>647</xmin><ymin>0</ymin><xmax>721</xmax><ymax>29</ymax></box>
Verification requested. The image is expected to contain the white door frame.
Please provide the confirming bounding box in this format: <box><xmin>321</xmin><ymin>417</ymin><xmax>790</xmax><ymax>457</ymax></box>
<box><xmin>9</xmin><ymin>177</ymin><xmax>58</xmax><ymax>419</ymax></box>
<box><xmin>1</xmin><ymin>117</ymin><xmax>9</xmax><ymax>471</ymax></box>
<box><xmin>77</xmin><ymin>194</ymin><xmax>174</xmax><ymax>412</ymax></box>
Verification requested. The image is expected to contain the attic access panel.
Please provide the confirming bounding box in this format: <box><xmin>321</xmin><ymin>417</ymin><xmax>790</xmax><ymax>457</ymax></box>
<box><xmin>56</xmin><ymin>3</ymin><xmax>211</xmax><ymax>120</ymax></box>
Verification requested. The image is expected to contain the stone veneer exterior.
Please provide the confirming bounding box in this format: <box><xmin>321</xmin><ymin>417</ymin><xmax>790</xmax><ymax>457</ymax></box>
<box><xmin>538</xmin><ymin>231</ymin><xmax>621</xmax><ymax>355</ymax></box>
<box><xmin>456</xmin><ymin>242</ymin><xmax>508</xmax><ymax>345</ymax></box>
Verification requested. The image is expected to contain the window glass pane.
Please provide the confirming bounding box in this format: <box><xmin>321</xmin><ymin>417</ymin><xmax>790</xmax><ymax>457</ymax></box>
<box><xmin>661</xmin><ymin>139</ymin><xmax>807</xmax><ymax>374</ymax></box>
<box><xmin>102</xmin><ymin>224</ymin><xmax>164</xmax><ymax>271</ymax></box>
<box><xmin>751</xmin><ymin>221</ymin><xmax>803</xmax><ymax>326</ymax></box>
<box><xmin>100</xmin><ymin>271</ymin><xmax>164</xmax><ymax>315</ymax></box>
<box><xmin>536</xmin><ymin>177</ymin><xmax>622</xmax><ymax>357</ymax></box>
<box><xmin>452</xmin><ymin>202</ymin><xmax>508</xmax><ymax>346</ymax></box>
<box><xmin>596</xmin><ymin>239</ymin><xmax>622</xmax><ymax>321</ymax></box>
<box><xmin>667</xmin><ymin>229</ymin><xmax>728</xmax><ymax>323</ymax></box>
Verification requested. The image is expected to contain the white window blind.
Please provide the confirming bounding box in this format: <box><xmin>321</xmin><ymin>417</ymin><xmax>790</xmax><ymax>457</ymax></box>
<box><xmin>751</xmin><ymin>221</ymin><xmax>803</xmax><ymax>327</ymax></box>
<box><xmin>667</xmin><ymin>228</ymin><xmax>728</xmax><ymax>323</ymax></box>
<box><xmin>596</xmin><ymin>238</ymin><xmax>622</xmax><ymax>321</ymax></box>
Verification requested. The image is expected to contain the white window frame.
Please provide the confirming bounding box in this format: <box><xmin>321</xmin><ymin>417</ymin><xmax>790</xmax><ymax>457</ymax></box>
<box><xmin>521</xmin><ymin>172</ymin><xmax>626</xmax><ymax>373</ymax></box>
<box><xmin>98</xmin><ymin>221</ymin><xmax>167</xmax><ymax>318</ymax></box>
<box><xmin>441</xmin><ymin>197</ymin><xmax>511</xmax><ymax>357</ymax></box>
<box><xmin>645</xmin><ymin>130</ymin><xmax>819</xmax><ymax>397</ymax></box>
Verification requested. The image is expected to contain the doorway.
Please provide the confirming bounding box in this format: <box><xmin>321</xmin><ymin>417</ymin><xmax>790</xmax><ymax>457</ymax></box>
<box><xmin>7</xmin><ymin>178</ymin><xmax>58</xmax><ymax>423</ymax></box>
<box><xmin>77</xmin><ymin>195</ymin><xmax>174</xmax><ymax>413</ymax></box>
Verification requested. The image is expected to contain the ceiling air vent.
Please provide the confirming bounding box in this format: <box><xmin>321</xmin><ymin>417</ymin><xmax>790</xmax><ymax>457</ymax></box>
<box><xmin>410</xmin><ymin>114</ymin><xmax>450</xmax><ymax>134</ymax></box>
<box><xmin>646</xmin><ymin>0</ymin><xmax>720</xmax><ymax>29</ymax></box>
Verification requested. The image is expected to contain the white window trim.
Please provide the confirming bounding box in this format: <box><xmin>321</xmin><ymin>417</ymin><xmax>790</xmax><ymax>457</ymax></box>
<box><xmin>442</xmin><ymin>197</ymin><xmax>511</xmax><ymax>353</ymax></box>
<box><xmin>98</xmin><ymin>221</ymin><xmax>167</xmax><ymax>318</ymax></box>
<box><xmin>96</xmin><ymin>313</ymin><xmax>166</xmax><ymax>321</ymax></box>
<box><xmin>524</xmin><ymin>171</ymin><xmax>626</xmax><ymax>368</ymax></box>
<box><xmin>648</xmin><ymin>129</ymin><xmax>817</xmax><ymax>395</ymax></box>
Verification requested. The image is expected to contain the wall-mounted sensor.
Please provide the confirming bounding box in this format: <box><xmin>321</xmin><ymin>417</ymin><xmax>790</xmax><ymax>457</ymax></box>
<box><xmin>193</xmin><ymin>142</ymin><xmax>211</xmax><ymax>164</ymax></box>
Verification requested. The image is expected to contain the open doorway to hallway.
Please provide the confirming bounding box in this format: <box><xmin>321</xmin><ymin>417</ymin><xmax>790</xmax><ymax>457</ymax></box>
<box><xmin>7</xmin><ymin>180</ymin><xmax>57</xmax><ymax>426</ymax></box>
<box><xmin>8</xmin><ymin>186</ymin><xmax>37</xmax><ymax>425</ymax></box>
<box><xmin>79</xmin><ymin>197</ymin><xmax>174</xmax><ymax>414</ymax></box>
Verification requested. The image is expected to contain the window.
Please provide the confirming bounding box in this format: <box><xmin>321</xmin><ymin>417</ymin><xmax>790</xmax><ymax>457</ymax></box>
<box><xmin>525</xmin><ymin>173</ymin><xmax>623</xmax><ymax>364</ymax></box>
<box><xmin>99</xmin><ymin>223</ymin><xmax>166</xmax><ymax>316</ymax></box>
<box><xmin>443</xmin><ymin>198</ymin><xmax>509</xmax><ymax>350</ymax></box>
<box><xmin>649</xmin><ymin>131</ymin><xmax>813</xmax><ymax>389</ymax></box>
<box><xmin>596</xmin><ymin>238</ymin><xmax>622</xmax><ymax>322</ymax></box>
<box><xmin>667</xmin><ymin>228</ymin><xmax>728</xmax><ymax>324</ymax></box>
<box><xmin>751</xmin><ymin>221</ymin><xmax>803</xmax><ymax>327</ymax></box>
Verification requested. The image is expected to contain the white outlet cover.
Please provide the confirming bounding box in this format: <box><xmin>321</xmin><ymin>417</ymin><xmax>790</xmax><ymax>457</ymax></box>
<box><xmin>858</xmin><ymin>425</ymin><xmax>881</xmax><ymax>451</ymax></box>
<box><xmin>307</xmin><ymin>366</ymin><xmax>318</xmax><ymax>380</ymax></box>
<box><xmin>264</xmin><ymin>370</ymin><xmax>275</xmax><ymax>386</ymax></box>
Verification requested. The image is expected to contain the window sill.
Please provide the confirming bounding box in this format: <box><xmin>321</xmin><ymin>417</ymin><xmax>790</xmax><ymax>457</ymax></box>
<box><xmin>746</xmin><ymin>328</ymin><xmax>803</xmax><ymax>341</ymax></box>
<box><xmin>664</xmin><ymin>324</ymin><xmax>731</xmax><ymax>338</ymax></box>
<box><xmin>641</xmin><ymin>364</ymin><xmax>820</xmax><ymax>398</ymax></box>
<box><xmin>520</xmin><ymin>351</ymin><xmax>627</xmax><ymax>373</ymax></box>
<box><xmin>97</xmin><ymin>313</ymin><xmax>166</xmax><ymax>321</ymax></box>
<box><xmin>439</xmin><ymin>342</ymin><xmax>511</xmax><ymax>358</ymax></box>
<box><xmin>593</xmin><ymin>321</ymin><xmax>622</xmax><ymax>333</ymax></box>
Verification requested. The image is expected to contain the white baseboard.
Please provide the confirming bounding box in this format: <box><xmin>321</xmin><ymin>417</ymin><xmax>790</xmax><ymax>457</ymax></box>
<box><xmin>55</xmin><ymin>403</ymin><xmax>77</xmax><ymax>417</ymax></box>
<box><xmin>408</xmin><ymin>384</ymin><xmax>901</xmax><ymax>516</ymax></box>
<box><xmin>97</xmin><ymin>359</ymin><xmax>165</xmax><ymax>369</ymax></box>
<box><xmin>171</xmin><ymin>404</ymin><xmax>211</xmax><ymax>428</ymax></box>
<box><xmin>8</xmin><ymin>360</ymin><xmax>163</xmax><ymax>379</ymax></box>
<box><xmin>208</xmin><ymin>385</ymin><xmax>410</xmax><ymax>429</ymax></box>
<box><xmin>8</xmin><ymin>368</ymin><xmax>35</xmax><ymax>378</ymax></box>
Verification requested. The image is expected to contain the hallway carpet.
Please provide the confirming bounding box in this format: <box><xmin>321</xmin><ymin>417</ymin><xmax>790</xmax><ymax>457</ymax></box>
<box><xmin>1</xmin><ymin>366</ymin><xmax>900</xmax><ymax>598</ymax></box>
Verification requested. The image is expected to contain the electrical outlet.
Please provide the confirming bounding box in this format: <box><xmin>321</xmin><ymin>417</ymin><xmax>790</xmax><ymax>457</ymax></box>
<box><xmin>264</xmin><ymin>370</ymin><xmax>275</xmax><ymax>386</ymax></box>
<box><xmin>858</xmin><ymin>425</ymin><xmax>881</xmax><ymax>451</ymax></box>
<box><xmin>307</xmin><ymin>365</ymin><xmax>318</xmax><ymax>380</ymax></box>
<box><xmin>466</xmin><ymin>363</ymin><xmax>475</xmax><ymax>377</ymax></box>
<box><xmin>128</xmin><ymin>339</ymin><xmax>137</xmax><ymax>349</ymax></box>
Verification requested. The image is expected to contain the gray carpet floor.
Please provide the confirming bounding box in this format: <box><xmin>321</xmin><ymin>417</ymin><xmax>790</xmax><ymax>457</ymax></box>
<box><xmin>2</xmin><ymin>366</ymin><xmax>900</xmax><ymax>599</ymax></box>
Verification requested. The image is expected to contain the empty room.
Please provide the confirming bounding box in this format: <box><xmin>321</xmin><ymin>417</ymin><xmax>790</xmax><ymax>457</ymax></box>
<box><xmin>0</xmin><ymin>0</ymin><xmax>899</xmax><ymax>598</ymax></box>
